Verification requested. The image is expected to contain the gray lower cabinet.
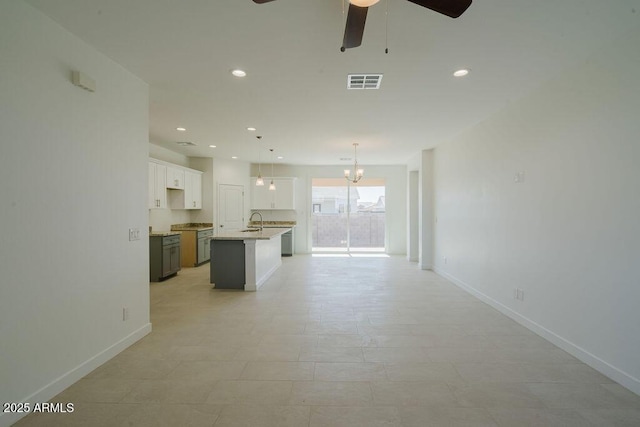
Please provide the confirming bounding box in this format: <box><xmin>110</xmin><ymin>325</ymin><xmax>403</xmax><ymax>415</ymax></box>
<box><xmin>197</xmin><ymin>229</ymin><xmax>213</xmax><ymax>265</ymax></box>
<box><xmin>150</xmin><ymin>234</ymin><xmax>181</xmax><ymax>282</ymax></box>
<box><xmin>210</xmin><ymin>239</ymin><xmax>245</xmax><ymax>289</ymax></box>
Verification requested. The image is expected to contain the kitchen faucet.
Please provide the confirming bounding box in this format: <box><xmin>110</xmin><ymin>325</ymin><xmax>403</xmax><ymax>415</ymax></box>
<box><xmin>249</xmin><ymin>211</ymin><xmax>263</xmax><ymax>231</ymax></box>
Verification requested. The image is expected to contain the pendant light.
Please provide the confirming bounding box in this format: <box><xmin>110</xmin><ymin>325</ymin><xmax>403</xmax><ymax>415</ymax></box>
<box><xmin>269</xmin><ymin>148</ymin><xmax>276</xmax><ymax>191</ymax></box>
<box><xmin>344</xmin><ymin>143</ymin><xmax>364</xmax><ymax>183</ymax></box>
<box><xmin>255</xmin><ymin>136</ymin><xmax>264</xmax><ymax>186</ymax></box>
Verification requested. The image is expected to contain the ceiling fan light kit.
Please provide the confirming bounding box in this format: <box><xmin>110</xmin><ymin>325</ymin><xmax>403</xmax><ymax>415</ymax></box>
<box><xmin>350</xmin><ymin>0</ymin><xmax>381</xmax><ymax>7</ymax></box>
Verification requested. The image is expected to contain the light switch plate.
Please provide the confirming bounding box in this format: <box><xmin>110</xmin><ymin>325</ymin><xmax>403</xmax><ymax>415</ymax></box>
<box><xmin>129</xmin><ymin>228</ymin><xmax>140</xmax><ymax>241</ymax></box>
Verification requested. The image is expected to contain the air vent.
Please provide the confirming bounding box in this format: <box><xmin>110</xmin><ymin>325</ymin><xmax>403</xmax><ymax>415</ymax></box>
<box><xmin>347</xmin><ymin>74</ymin><xmax>383</xmax><ymax>90</ymax></box>
<box><xmin>340</xmin><ymin>157</ymin><xmax>352</xmax><ymax>161</ymax></box>
<box><xmin>176</xmin><ymin>141</ymin><xmax>196</xmax><ymax>147</ymax></box>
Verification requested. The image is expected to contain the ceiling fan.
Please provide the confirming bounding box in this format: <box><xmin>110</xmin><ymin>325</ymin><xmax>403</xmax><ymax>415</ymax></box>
<box><xmin>253</xmin><ymin>0</ymin><xmax>472</xmax><ymax>51</ymax></box>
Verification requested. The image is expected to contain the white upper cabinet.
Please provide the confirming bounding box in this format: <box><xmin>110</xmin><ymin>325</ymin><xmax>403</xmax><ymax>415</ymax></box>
<box><xmin>251</xmin><ymin>177</ymin><xmax>296</xmax><ymax>210</ymax></box>
<box><xmin>166</xmin><ymin>166</ymin><xmax>185</xmax><ymax>190</ymax></box>
<box><xmin>170</xmin><ymin>170</ymin><xmax>202</xmax><ymax>210</ymax></box>
<box><xmin>148</xmin><ymin>162</ymin><xmax>167</xmax><ymax>209</ymax></box>
<box><xmin>149</xmin><ymin>158</ymin><xmax>203</xmax><ymax>210</ymax></box>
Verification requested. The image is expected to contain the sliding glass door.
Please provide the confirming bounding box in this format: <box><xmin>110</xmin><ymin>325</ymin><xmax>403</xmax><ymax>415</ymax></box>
<box><xmin>311</xmin><ymin>178</ymin><xmax>385</xmax><ymax>252</ymax></box>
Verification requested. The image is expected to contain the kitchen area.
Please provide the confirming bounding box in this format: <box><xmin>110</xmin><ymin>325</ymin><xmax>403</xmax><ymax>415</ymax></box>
<box><xmin>148</xmin><ymin>148</ymin><xmax>298</xmax><ymax>288</ymax></box>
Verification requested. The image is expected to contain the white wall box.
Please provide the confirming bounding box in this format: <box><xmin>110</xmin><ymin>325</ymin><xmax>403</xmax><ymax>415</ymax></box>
<box><xmin>166</xmin><ymin>166</ymin><xmax>185</xmax><ymax>190</ymax></box>
<box><xmin>251</xmin><ymin>177</ymin><xmax>296</xmax><ymax>210</ymax></box>
<box><xmin>148</xmin><ymin>161</ymin><xmax>167</xmax><ymax>209</ymax></box>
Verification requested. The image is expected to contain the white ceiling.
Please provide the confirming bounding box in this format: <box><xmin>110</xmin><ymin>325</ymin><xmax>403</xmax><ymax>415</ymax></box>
<box><xmin>25</xmin><ymin>0</ymin><xmax>639</xmax><ymax>165</ymax></box>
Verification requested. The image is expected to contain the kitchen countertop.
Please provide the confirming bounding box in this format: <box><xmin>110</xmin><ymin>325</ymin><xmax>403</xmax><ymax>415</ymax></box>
<box><xmin>212</xmin><ymin>227</ymin><xmax>291</xmax><ymax>241</ymax></box>
<box><xmin>171</xmin><ymin>223</ymin><xmax>214</xmax><ymax>231</ymax></box>
<box><xmin>247</xmin><ymin>221</ymin><xmax>296</xmax><ymax>228</ymax></box>
<box><xmin>150</xmin><ymin>231</ymin><xmax>181</xmax><ymax>237</ymax></box>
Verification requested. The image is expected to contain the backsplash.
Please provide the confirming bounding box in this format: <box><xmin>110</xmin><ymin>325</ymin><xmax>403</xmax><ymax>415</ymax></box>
<box><xmin>149</xmin><ymin>209</ymin><xmax>190</xmax><ymax>233</ymax></box>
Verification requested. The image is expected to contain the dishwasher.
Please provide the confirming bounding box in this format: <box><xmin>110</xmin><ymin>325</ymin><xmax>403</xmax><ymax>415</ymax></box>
<box><xmin>281</xmin><ymin>228</ymin><xmax>294</xmax><ymax>256</ymax></box>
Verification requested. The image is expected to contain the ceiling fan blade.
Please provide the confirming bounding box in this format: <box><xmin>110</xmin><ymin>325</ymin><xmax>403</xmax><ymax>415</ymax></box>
<box><xmin>253</xmin><ymin>0</ymin><xmax>277</xmax><ymax>3</ymax></box>
<box><xmin>405</xmin><ymin>0</ymin><xmax>472</xmax><ymax>18</ymax></box>
<box><xmin>342</xmin><ymin>4</ymin><xmax>368</xmax><ymax>49</ymax></box>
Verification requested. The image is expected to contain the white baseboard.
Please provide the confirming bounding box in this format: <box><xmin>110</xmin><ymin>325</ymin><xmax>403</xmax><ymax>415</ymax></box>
<box><xmin>1</xmin><ymin>323</ymin><xmax>152</xmax><ymax>427</ymax></box>
<box><xmin>253</xmin><ymin>259</ymin><xmax>282</xmax><ymax>291</ymax></box>
<box><xmin>434</xmin><ymin>268</ymin><xmax>640</xmax><ymax>396</ymax></box>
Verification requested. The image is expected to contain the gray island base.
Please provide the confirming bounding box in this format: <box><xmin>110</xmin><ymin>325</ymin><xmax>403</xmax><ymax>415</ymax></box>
<box><xmin>210</xmin><ymin>228</ymin><xmax>290</xmax><ymax>291</ymax></box>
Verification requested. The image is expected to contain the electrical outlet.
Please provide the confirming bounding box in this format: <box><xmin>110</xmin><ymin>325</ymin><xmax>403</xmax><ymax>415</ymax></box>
<box><xmin>129</xmin><ymin>228</ymin><xmax>140</xmax><ymax>241</ymax></box>
<box><xmin>123</xmin><ymin>307</ymin><xmax>129</xmax><ymax>321</ymax></box>
<box><xmin>514</xmin><ymin>288</ymin><xmax>525</xmax><ymax>301</ymax></box>
<box><xmin>443</xmin><ymin>257</ymin><xmax>448</xmax><ymax>264</ymax></box>
<box><xmin>514</xmin><ymin>171</ymin><xmax>525</xmax><ymax>183</ymax></box>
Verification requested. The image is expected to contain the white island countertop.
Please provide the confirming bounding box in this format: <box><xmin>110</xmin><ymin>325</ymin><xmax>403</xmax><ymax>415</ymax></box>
<box><xmin>212</xmin><ymin>227</ymin><xmax>290</xmax><ymax>241</ymax></box>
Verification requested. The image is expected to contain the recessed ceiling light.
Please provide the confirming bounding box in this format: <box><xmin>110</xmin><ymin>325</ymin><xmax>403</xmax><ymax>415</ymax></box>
<box><xmin>231</xmin><ymin>69</ymin><xmax>246</xmax><ymax>77</ymax></box>
<box><xmin>231</xmin><ymin>156</ymin><xmax>238</xmax><ymax>159</ymax></box>
<box><xmin>277</xmin><ymin>156</ymin><xmax>284</xmax><ymax>160</ymax></box>
<box><xmin>176</xmin><ymin>127</ymin><xmax>186</xmax><ymax>131</ymax></box>
<box><xmin>209</xmin><ymin>145</ymin><xmax>216</xmax><ymax>148</ymax></box>
<box><xmin>247</xmin><ymin>127</ymin><xmax>256</xmax><ymax>131</ymax></box>
<box><xmin>453</xmin><ymin>69</ymin><xmax>469</xmax><ymax>77</ymax></box>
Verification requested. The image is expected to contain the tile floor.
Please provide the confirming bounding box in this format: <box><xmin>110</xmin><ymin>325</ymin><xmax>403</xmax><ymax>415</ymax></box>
<box><xmin>15</xmin><ymin>255</ymin><xmax>640</xmax><ymax>426</ymax></box>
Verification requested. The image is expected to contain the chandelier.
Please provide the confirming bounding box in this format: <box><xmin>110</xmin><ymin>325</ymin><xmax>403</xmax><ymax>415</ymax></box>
<box><xmin>344</xmin><ymin>143</ymin><xmax>364</xmax><ymax>184</ymax></box>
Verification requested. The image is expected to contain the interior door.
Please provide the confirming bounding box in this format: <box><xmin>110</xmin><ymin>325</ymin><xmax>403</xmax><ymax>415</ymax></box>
<box><xmin>218</xmin><ymin>184</ymin><xmax>244</xmax><ymax>232</ymax></box>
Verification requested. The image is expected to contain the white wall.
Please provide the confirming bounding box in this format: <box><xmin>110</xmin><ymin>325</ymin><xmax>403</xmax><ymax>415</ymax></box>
<box><xmin>420</xmin><ymin>150</ymin><xmax>435</xmax><ymax>270</ymax></box>
<box><xmin>407</xmin><ymin>170</ymin><xmax>419</xmax><ymax>262</ymax></box>
<box><xmin>0</xmin><ymin>2</ymin><xmax>151</xmax><ymax>425</ymax></box>
<box><xmin>149</xmin><ymin>143</ymin><xmax>189</xmax><ymax>167</ymax></box>
<box><xmin>432</xmin><ymin>26</ymin><xmax>640</xmax><ymax>394</ymax></box>
<box><xmin>249</xmin><ymin>164</ymin><xmax>407</xmax><ymax>254</ymax></box>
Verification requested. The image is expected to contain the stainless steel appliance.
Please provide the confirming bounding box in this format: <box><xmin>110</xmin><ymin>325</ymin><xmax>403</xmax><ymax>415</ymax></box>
<box><xmin>281</xmin><ymin>229</ymin><xmax>294</xmax><ymax>256</ymax></box>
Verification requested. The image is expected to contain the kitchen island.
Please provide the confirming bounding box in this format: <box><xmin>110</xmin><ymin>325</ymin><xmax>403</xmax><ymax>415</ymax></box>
<box><xmin>210</xmin><ymin>228</ymin><xmax>290</xmax><ymax>291</ymax></box>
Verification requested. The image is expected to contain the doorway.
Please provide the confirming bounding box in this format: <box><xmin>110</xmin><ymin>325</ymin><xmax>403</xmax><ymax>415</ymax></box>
<box><xmin>311</xmin><ymin>178</ymin><xmax>385</xmax><ymax>253</ymax></box>
<box><xmin>218</xmin><ymin>184</ymin><xmax>244</xmax><ymax>233</ymax></box>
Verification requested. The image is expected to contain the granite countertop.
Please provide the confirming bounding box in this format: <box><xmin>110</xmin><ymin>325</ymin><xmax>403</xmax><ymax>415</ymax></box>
<box><xmin>150</xmin><ymin>231</ymin><xmax>181</xmax><ymax>237</ymax></box>
<box><xmin>247</xmin><ymin>221</ymin><xmax>297</xmax><ymax>228</ymax></box>
<box><xmin>171</xmin><ymin>223</ymin><xmax>214</xmax><ymax>231</ymax></box>
<box><xmin>212</xmin><ymin>227</ymin><xmax>291</xmax><ymax>241</ymax></box>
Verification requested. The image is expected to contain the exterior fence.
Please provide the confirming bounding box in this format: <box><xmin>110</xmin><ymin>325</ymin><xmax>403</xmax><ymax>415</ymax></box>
<box><xmin>311</xmin><ymin>212</ymin><xmax>385</xmax><ymax>248</ymax></box>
